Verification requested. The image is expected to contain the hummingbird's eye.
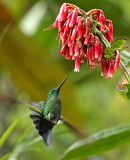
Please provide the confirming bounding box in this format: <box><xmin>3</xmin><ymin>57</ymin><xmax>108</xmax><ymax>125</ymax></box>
<box><xmin>50</xmin><ymin>90</ymin><xmax>55</xmax><ymax>94</ymax></box>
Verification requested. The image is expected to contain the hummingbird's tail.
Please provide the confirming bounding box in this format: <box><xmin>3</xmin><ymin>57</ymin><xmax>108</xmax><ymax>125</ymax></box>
<box><xmin>29</xmin><ymin>108</ymin><xmax>54</xmax><ymax>147</ymax></box>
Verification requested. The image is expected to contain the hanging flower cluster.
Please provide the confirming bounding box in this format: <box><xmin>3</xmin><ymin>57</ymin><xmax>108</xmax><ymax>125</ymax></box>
<box><xmin>44</xmin><ymin>3</ymin><xmax>120</xmax><ymax>79</ymax></box>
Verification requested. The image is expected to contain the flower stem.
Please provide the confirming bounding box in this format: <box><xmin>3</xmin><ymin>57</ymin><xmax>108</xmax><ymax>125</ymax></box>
<box><xmin>91</xmin><ymin>24</ymin><xmax>130</xmax><ymax>83</ymax></box>
<box><xmin>119</xmin><ymin>60</ymin><xmax>130</xmax><ymax>83</ymax></box>
<box><xmin>91</xmin><ymin>26</ymin><xmax>111</xmax><ymax>47</ymax></box>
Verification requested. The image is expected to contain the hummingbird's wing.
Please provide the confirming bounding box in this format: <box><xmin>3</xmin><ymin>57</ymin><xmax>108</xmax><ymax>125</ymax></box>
<box><xmin>29</xmin><ymin>101</ymin><xmax>44</xmax><ymax>111</ymax></box>
<box><xmin>29</xmin><ymin>108</ymin><xmax>54</xmax><ymax>147</ymax></box>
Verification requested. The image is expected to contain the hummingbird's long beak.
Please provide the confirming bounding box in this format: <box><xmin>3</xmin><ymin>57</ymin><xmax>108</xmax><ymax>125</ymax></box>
<box><xmin>58</xmin><ymin>77</ymin><xmax>68</xmax><ymax>90</ymax></box>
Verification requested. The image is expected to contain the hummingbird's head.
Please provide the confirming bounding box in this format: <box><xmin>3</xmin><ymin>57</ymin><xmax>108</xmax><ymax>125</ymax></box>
<box><xmin>47</xmin><ymin>77</ymin><xmax>68</xmax><ymax>99</ymax></box>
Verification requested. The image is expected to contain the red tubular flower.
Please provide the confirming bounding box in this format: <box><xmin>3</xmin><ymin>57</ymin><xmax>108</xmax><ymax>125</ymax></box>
<box><xmin>53</xmin><ymin>14</ymin><xmax>59</xmax><ymax>28</ymax></box>
<box><xmin>84</xmin><ymin>17</ymin><xmax>90</xmax><ymax>37</ymax></box>
<box><xmin>69</xmin><ymin>46</ymin><xmax>74</xmax><ymax>56</ymax></box>
<box><xmin>90</xmin><ymin>34</ymin><xmax>95</xmax><ymax>61</ymax></box>
<box><xmin>80</xmin><ymin>46</ymin><xmax>85</xmax><ymax>57</ymax></box>
<box><xmin>99</xmin><ymin>11</ymin><xmax>105</xmax><ymax>31</ymax></box>
<box><xmin>69</xmin><ymin>8</ymin><xmax>79</xmax><ymax>28</ymax></box>
<box><xmin>60</xmin><ymin>31</ymin><xmax>66</xmax><ymax>45</ymax></box>
<box><xmin>107</xmin><ymin>20</ymin><xmax>113</xmax><ymax>41</ymax></box>
<box><xmin>60</xmin><ymin>44</ymin><xmax>67</xmax><ymax>55</ymax></box>
<box><xmin>74</xmin><ymin>57</ymin><xmax>81</xmax><ymax>72</ymax></box>
<box><xmin>84</xmin><ymin>31</ymin><xmax>90</xmax><ymax>45</ymax></box>
<box><xmin>101</xmin><ymin>60</ymin><xmax>106</xmax><ymax>76</ymax></box>
<box><xmin>80</xmin><ymin>56</ymin><xmax>85</xmax><ymax>63</ymax></box>
<box><xmin>87</xmin><ymin>45</ymin><xmax>93</xmax><ymax>66</ymax></box>
<box><xmin>94</xmin><ymin>36</ymin><xmax>100</xmax><ymax>59</ymax></box>
<box><xmin>114</xmin><ymin>50</ymin><xmax>120</xmax><ymax>71</ymax></box>
<box><xmin>105</xmin><ymin>63</ymin><xmax>109</xmax><ymax>79</ymax></box>
<box><xmin>80</xmin><ymin>46</ymin><xmax>85</xmax><ymax>63</ymax></box>
<box><xmin>74</xmin><ymin>42</ymin><xmax>80</xmax><ymax>57</ymax></box>
<box><xmin>65</xmin><ymin>48</ymin><xmax>71</xmax><ymax>59</ymax></box>
<box><xmin>76</xmin><ymin>39</ymin><xmax>82</xmax><ymax>48</ymax></box>
<box><xmin>77</xmin><ymin>16</ymin><xmax>83</xmax><ymax>39</ymax></box>
<box><xmin>67</xmin><ymin>11</ymin><xmax>73</xmax><ymax>19</ymax></box>
<box><xmin>90</xmin><ymin>44</ymin><xmax>94</xmax><ymax>63</ymax></box>
<box><xmin>62</xmin><ymin>4</ymin><xmax>68</xmax><ymax>21</ymax></box>
<box><xmin>85</xmin><ymin>17</ymin><xmax>90</xmax><ymax>31</ymax></box>
<box><xmin>58</xmin><ymin>3</ymin><xmax>68</xmax><ymax>22</ymax></box>
<box><xmin>67</xmin><ymin>30</ymin><xmax>72</xmax><ymax>47</ymax></box>
<box><xmin>108</xmin><ymin>58</ymin><xmax>115</xmax><ymax>78</ymax></box>
<box><xmin>72</xmin><ymin>54</ymin><xmax>76</xmax><ymax>60</ymax></box>
<box><xmin>91</xmin><ymin>34</ymin><xmax>95</xmax><ymax>44</ymax></box>
<box><xmin>58</xmin><ymin>21</ymin><xmax>63</xmax><ymax>33</ymax></box>
<box><xmin>105</xmin><ymin>25</ymin><xmax>113</xmax><ymax>42</ymax></box>
<box><xmin>100</xmin><ymin>24</ymin><xmax>104</xmax><ymax>31</ymax></box>
<box><xmin>63</xmin><ymin>18</ymin><xmax>71</xmax><ymax>37</ymax></box>
<box><xmin>44</xmin><ymin>3</ymin><xmax>120</xmax><ymax>78</ymax></box>
<box><xmin>71</xmin><ymin>25</ymin><xmax>77</xmax><ymax>40</ymax></box>
<box><xmin>99</xmin><ymin>11</ymin><xmax>105</xmax><ymax>25</ymax></box>
<box><xmin>98</xmin><ymin>43</ymin><xmax>104</xmax><ymax>63</ymax></box>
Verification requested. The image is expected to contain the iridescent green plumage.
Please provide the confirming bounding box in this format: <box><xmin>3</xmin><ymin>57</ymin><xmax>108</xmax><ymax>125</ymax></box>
<box><xmin>29</xmin><ymin>77</ymin><xmax>68</xmax><ymax>146</ymax></box>
<box><xmin>44</xmin><ymin>88</ymin><xmax>62</xmax><ymax>123</ymax></box>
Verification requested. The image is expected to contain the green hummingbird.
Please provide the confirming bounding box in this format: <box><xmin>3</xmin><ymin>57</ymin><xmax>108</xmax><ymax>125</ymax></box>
<box><xmin>29</xmin><ymin>77</ymin><xmax>68</xmax><ymax>147</ymax></box>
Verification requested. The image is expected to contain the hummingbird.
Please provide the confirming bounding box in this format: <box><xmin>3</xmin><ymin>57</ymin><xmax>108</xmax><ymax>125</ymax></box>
<box><xmin>29</xmin><ymin>77</ymin><xmax>68</xmax><ymax>147</ymax></box>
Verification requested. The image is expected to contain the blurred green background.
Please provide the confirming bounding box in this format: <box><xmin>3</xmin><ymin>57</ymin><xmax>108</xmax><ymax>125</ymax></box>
<box><xmin>0</xmin><ymin>0</ymin><xmax>130</xmax><ymax>160</ymax></box>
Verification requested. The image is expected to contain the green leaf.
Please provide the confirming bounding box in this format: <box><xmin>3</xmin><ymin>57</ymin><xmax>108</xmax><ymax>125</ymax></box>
<box><xmin>117</xmin><ymin>86</ymin><xmax>128</xmax><ymax>99</ymax></box>
<box><xmin>116</xmin><ymin>81</ymin><xmax>127</xmax><ymax>100</ymax></box>
<box><xmin>0</xmin><ymin>120</ymin><xmax>18</xmax><ymax>148</ymax></box>
<box><xmin>112</xmin><ymin>38</ymin><xmax>126</xmax><ymax>51</ymax></box>
<box><xmin>117</xmin><ymin>81</ymin><xmax>130</xmax><ymax>100</ymax></box>
<box><xmin>62</xmin><ymin>124</ymin><xmax>130</xmax><ymax>160</ymax></box>
<box><xmin>104</xmin><ymin>47</ymin><xmax>115</xmax><ymax>58</ymax></box>
<box><xmin>125</xmin><ymin>84</ymin><xmax>130</xmax><ymax>100</ymax></box>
